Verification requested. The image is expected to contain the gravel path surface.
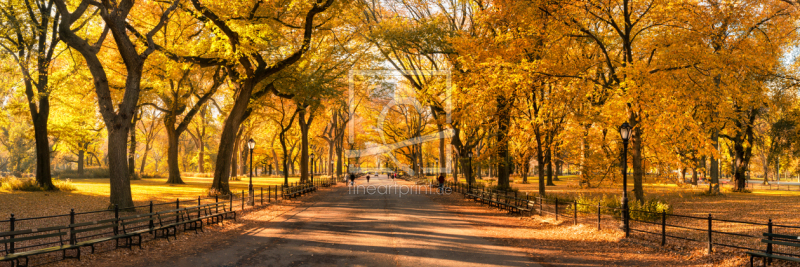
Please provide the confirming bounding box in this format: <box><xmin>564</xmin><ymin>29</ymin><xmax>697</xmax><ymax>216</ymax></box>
<box><xmin>152</xmin><ymin>175</ymin><xmax>537</xmax><ymax>267</ymax></box>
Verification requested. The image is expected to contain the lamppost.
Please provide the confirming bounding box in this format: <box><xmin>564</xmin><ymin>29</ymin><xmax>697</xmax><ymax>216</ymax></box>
<box><xmin>470</xmin><ymin>151</ymin><xmax>475</xmax><ymax>189</ymax></box>
<box><xmin>247</xmin><ymin>138</ymin><xmax>255</xmax><ymax>206</ymax></box>
<box><xmin>619</xmin><ymin>122</ymin><xmax>632</xmax><ymax>238</ymax></box>
<box><xmin>310</xmin><ymin>152</ymin><xmax>315</xmax><ymax>185</ymax></box>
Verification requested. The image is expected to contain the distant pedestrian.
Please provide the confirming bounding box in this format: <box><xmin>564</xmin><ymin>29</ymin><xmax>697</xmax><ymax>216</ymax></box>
<box><xmin>349</xmin><ymin>173</ymin><xmax>356</xmax><ymax>186</ymax></box>
<box><xmin>367</xmin><ymin>175</ymin><xmax>370</xmax><ymax>183</ymax></box>
<box><xmin>437</xmin><ymin>174</ymin><xmax>445</xmax><ymax>194</ymax></box>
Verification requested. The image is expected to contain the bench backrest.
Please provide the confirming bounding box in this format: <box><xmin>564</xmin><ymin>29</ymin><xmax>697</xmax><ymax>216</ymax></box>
<box><xmin>70</xmin><ymin>217</ymin><xmax>119</xmax><ymax>239</ymax></box>
<box><xmin>156</xmin><ymin>209</ymin><xmax>187</xmax><ymax>226</ymax></box>
<box><xmin>119</xmin><ymin>212</ymin><xmax>158</xmax><ymax>233</ymax></box>
<box><xmin>764</xmin><ymin>233</ymin><xmax>800</xmax><ymax>240</ymax></box>
<box><xmin>0</xmin><ymin>225</ymin><xmax>70</xmax><ymax>254</ymax></box>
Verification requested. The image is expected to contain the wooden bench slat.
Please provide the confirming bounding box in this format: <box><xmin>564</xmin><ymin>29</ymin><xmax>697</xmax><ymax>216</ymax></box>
<box><xmin>0</xmin><ymin>231</ymin><xmax>66</xmax><ymax>244</ymax></box>
<box><xmin>762</xmin><ymin>239</ymin><xmax>800</xmax><ymax>248</ymax></box>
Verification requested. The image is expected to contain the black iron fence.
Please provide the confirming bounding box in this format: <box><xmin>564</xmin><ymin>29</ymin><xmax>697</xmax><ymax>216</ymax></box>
<box><xmin>446</xmin><ymin>181</ymin><xmax>793</xmax><ymax>256</ymax></box>
<box><xmin>0</xmin><ymin>178</ymin><xmax>335</xmax><ymax>266</ymax></box>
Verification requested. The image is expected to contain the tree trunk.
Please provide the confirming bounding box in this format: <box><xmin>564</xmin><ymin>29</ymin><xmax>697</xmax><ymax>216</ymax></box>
<box><xmin>336</xmin><ymin>136</ymin><xmax>343</xmax><ymax>177</ymax></box>
<box><xmin>680</xmin><ymin>168</ymin><xmax>686</xmax><ymax>184</ymax></box>
<box><xmin>535</xmin><ymin>128</ymin><xmax>546</xmax><ymax>196</ymax></box>
<box><xmin>732</xmin><ymin>109</ymin><xmax>757</xmax><ymax>191</ymax></box>
<box><xmin>231</xmin><ymin>136</ymin><xmax>240</xmax><ymax>179</ymax></box>
<box><xmin>496</xmin><ymin>95</ymin><xmax>511</xmax><ymax>189</ymax></box>
<box><xmin>438</xmin><ymin>123</ymin><xmax>446</xmax><ymax>176</ymax></box>
<box><xmin>139</xmin><ymin>148</ymin><xmax>149</xmax><ymax>174</ymax></box>
<box><xmin>709</xmin><ymin>131</ymin><xmax>720</xmax><ymax>194</ymax></box>
<box><xmin>108</xmin><ymin>127</ymin><xmax>135</xmax><ymax>210</ymax></box>
<box><xmin>198</xmin><ymin>134</ymin><xmax>205</xmax><ymax>173</ymax></box>
<box><xmin>128</xmin><ymin>118</ymin><xmax>137</xmax><ymax>179</ymax></box>
<box><xmin>280</xmin><ymin>130</ymin><xmax>291</xmax><ymax>185</ymax></box>
<box><xmin>521</xmin><ymin>156</ymin><xmax>530</xmax><ymax>183</ymax></box>
<box><xmin>77</xmin><ymin>145</ymin><xmax>86</xmax><ymax>176</ymax></box>
<box><xmin>545</xmin><ymin>144</ymin><xmax>554</xmax><ymax>186</ymax></box>
<box><xmin>210</xmin><ymin>79</ymin><xmax>254</xmax><ymax>195</ymax></box>
<box><xmin>165</xmin><ymin>125</ymin><xmax>184</xmax><ymax>184</ymax></box>
<box><xmin>476</xmin><ymin>141</ymin><xmax>482</xmax><ymax>179</ymax></box>
<box><xmin>763</xmin><ymin>156</ymin><xmax>770</xmax><ymax>185</ymax></box>
<box><xmin>297</xmin><ymin>106</ymin><xmax>315</xmax><ymax>183</ymax></box>
<box><xmin>629</xmin><ymin>112</ymin><xmax>645</xmax><ymax>201</ymax></box>
<box><xmin>33</xmin><ymin>117</ymin><xmax>54</xmax><ymax>189</ymax></box>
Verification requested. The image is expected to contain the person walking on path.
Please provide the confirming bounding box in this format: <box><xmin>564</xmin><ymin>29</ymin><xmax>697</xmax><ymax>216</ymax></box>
<box><xmin>349</xmin><ymin>173</ymin><xmax>356</xmax><ymax>186</ymax></box>
<box><xmin>437</xmin><ymin>174</ymin><xmax>445</xmax><ymax>194</ymax></box>
<box><xmin>367</xmin><ymin>175</ymin><xmax>370</xmax><ymax>183</ymax></box>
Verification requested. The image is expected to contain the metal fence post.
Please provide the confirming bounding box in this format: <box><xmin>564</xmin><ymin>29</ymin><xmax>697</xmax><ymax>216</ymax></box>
<box><xmin>597</xmin><ymin>205</ymin><xmax>601</xmax><ymax>230</ymax></box>
<box><xmin>241</xmin><ymin>190</ymin><xmax>244</xmax><ymax>211</ymax></box>
<box><xmin>176</xmin><ymin>198</ymin><xmax>180</xmax><ymax>223</ymax></box>
<box><xmin>197</xmin><ymin>196</ymin><xmax>201</xmax><ymax>219</ymax></box>
<box><xmin>261</xmin><ymin>187</ymin><xmax>264</xmax><ymax>205</ymax></box>
<box><xmin>573</xmin><ymin>202</ymin><xmax>578</xmax><ymax>225</ymax></box>
<box><xmin>69</xmin><ymin>209</ymin><xmax>76</xmax><ymax>245</ymax></box>
<box><xmin>661</xmin><ymin>211</ymin><xmax>666</xmax><ymax>246</ymax></box>
<box><xmin>768</xmin><ymin>219</ymin><xmax>773</xmax><ymax>263</ymax></box>
<box><xmin>229</xmin><ymin>194</ymin><xmax>233</xmax><ymax>212</ymax></box>
<box><xmin>149</xmin><ymin>201</ymin><xmax>154</xmax><ymax>231</ymax></box>
<box><xmin>555</xmin><ymin>198</ymin><xmax>559</xmax><ymax>221</ymax></box>
<box><xmin>9</xmin><ymin>214</ymin><xmax>15</xmax><ymax>254</ymax></box>
<box><xmin>114</xmin><ymin>205</ymin><xmax>119</xmax><ymax>235</ymax></box>
<box><xmin>707</xmin><ymin>213</ymin><xmax>712</xmax><ymax>254</ymax></box>
<box><xmin>537</xmin><ymin>196</ymin><xmax>544</xmax><ymax>216</ymax></box>
<box><xmin>215</xmin><ymin>195</ymin><xmax>219</xmax><ymax>213</ymax></box>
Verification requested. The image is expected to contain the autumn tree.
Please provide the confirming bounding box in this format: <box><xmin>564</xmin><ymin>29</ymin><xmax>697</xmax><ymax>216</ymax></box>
<box><xmin>146</xmin><ymin>65</ymin><xmax>225</xmax><ymax>184</ymax></box>
<box><xmin>0</xmin><ymin>0</ymin><xmax>65</xmax><ymax>189</ymax></box>
<box><xmin>150</xmin><ymin>0</ymin><xmax>336</xmax><ymax>195</ymax></box>
<box><xmin>54</xmin><ymin>0</ymin><xmax>180</xmax><ymax>208</ymax></box>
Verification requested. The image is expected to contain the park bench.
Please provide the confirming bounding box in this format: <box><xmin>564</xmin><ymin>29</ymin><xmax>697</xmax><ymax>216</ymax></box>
<box><xmin>153</xmin><ymin>208</ymin><xmax>186</xmax><ymax>241</ymax></box>
<box><xmin>747</xmin><ymin>233</ymin><xmax>800</xmax><ymax>266</ymax></box>
<box><xmin>196</xmin><ymin>203</ymin><xmax>227</xmax><ymax>225</ymax></box>
<box><xmin>217</xmin><ymin>202</ymin><xmax>236</xmax><ymax>222</ymax></box>
<box><xmin>463</xmin><ymin>188</ymin><xmax>479</xmax><ymax>200</ymax></box>
<box><xmin>305</xmin><ymin>183</ymin><xmax>317</xmax><ymax>194</ymax></box>
<box><xmin>469</xmin><ymin>189</ymin><xmax>526</xmax><ymax>214</ymax></box>
<box><xmin>180</xmin><ymin>206</ymin><xmax>205</xmax><ymax>234</ymax></box>
<box><xmin>195</xmin><ymin>202</ymin><xmax>235</xmax><ymax>223</ymax></box>
<box><xmin>0</xmin><ymin>225</ymin><xmax>79</xmax><ymax>267</ymax></box>
<box><xmin>282</xmin><ymin>185</ymin><xmax>296</xmax><ymax>199</ymax></box>
<box><xmin>492</xmin><ymin>193</ymin><xmax>518</xmax><ymax>213</ymax></box>
<box><xmin>116</xmin><ymin>212</ymin><xmax>165</xmax><ymax>249</ymax></box>
<box><xmin>70</xmin><ymin>217</ymin><xmax>135</xmax><ymax>257</ymax></box>
<box><xmin>496</xmin><ymin>193</ymin><xmax>531</xmax><ymax>214</ymax></box>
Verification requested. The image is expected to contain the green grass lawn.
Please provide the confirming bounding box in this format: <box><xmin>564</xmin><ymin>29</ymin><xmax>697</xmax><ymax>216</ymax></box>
<box><xmin>0</xmin><ymin>175</ymin><xmax>332</xmax><ymax>219</ymax></box>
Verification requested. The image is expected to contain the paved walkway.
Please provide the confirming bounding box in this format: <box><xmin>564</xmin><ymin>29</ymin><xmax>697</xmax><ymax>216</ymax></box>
<box><xmin>158</xmin><ymin>175</ymin><xmax>538</xmax><ymax>267</ymax></box>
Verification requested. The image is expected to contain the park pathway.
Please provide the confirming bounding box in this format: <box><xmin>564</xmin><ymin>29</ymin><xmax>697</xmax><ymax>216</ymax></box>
<box><xmin>156</xmin><ymin>175</ymin><xmax>539</xmax><ymax>267</ymax></box>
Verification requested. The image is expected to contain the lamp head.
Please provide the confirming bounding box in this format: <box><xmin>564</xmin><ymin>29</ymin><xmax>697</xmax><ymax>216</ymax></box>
<box><xmin>247</xmin><ymin>138</ymin><xmax>256</xmax><ymax>149</ymax></box>
<box><xmin>619</xmin><ymin>122</ymin><xmax>632</xmax><ymax>141</ymax></box>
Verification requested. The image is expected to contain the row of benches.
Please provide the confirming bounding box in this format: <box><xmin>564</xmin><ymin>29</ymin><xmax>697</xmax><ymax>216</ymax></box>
<box><xmin>463</xmin><ymin>188</ymin><xmax>532</xmax><ymax>214</ymax></box>
<box><xmin>281</xmin><ymin>183</ymin><xmax>318</xmax><ymax>199</ymax></box>
<box><xmin>320</xmin><ymin>179</ymin><xmax>336</xmax><ymax>188</ymax></box>
<box><xmin>1</xmin><ymin>202</ymin><xmax>236</xmax><ymax>267</ymax></box>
